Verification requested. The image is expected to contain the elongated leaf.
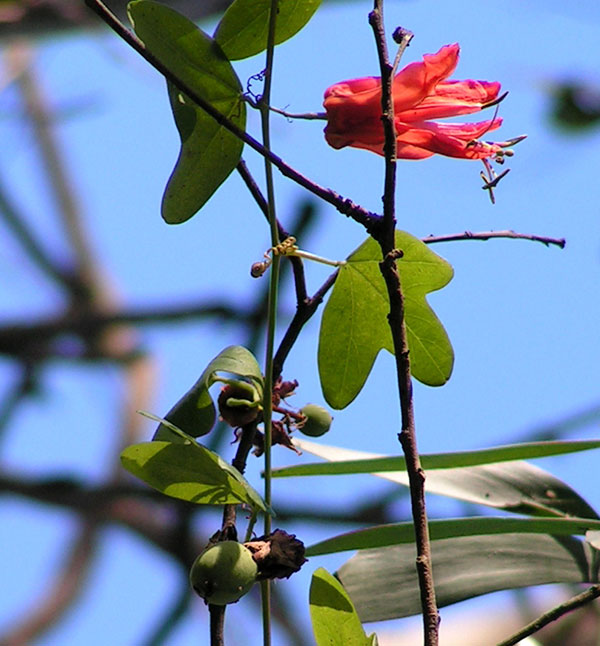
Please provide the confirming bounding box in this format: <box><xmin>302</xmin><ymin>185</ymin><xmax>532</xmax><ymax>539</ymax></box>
<box><xmin>272</xmin><ymin>439</ymin><xmax>600</xmax><ymax>477</ymax></box>
<box><xmin>309</xmin><ymin>568</ymin><xmax>375</xmax><ymax>646</ymax></box>
<box><xmin>214</xmin><ymin>0</ymin><xmax>321</xmax><ymax>61</ymax></box>
<box><xmin>337</xmin><ymin>533</ymin><xmax>597</xmax><ymax>622</ymax></box>
<box><xmin>318</xmin><ymin>231</ymin><xmax>453</xmax><ymax>409</ymax></box>
<box><xmin>155</xmin><ymin>345</ymin><xmax>263</xmax><ymax>440</ymax></box>
<box><xmin>290</xmin><ymin>439</ymin><xmax>599</xmax><ymax>518</ymax></box>
<box><xmin>121</xmin><ymin>440</ymin><xmax>267</xmax><ymax>510</ymax></box>
<box><xmin>128</xmin><ymin>0</ymin><xmax>246</xmax><ymax>223</ymax></box>
<box><xmin>307</xmin><ymin>516</ymin><xmax>600</xmax><ymax>556</ymax></box>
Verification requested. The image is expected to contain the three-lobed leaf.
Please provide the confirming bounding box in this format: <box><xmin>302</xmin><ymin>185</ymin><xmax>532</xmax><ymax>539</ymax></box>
<box><xmin>121</xmin><ymin>439</ymin><xmax>267</xmax><ymax>511</ymax></box>
<box><xmin>309</xmin><ymin>568</ymin><xmax>377</xmax><ymax>646</ymax></box>
<box><xmin>128</xmin><ymin>0</ymin><xmax>246</xmax><ymax>223</ymax></box>
<box><xmin>318</xmin><ymin>231</ymin><xmax>453</xmax><ymax>409</ymax></box>
<box><xmin>214</xmin><ymin>0</ymin><xmax>322</xmax><ymax>61</ymax></box>
<box><xmin>154</xmin><ymin>345</ymin><xmax>263</xmax><ymax>440</ymax></box>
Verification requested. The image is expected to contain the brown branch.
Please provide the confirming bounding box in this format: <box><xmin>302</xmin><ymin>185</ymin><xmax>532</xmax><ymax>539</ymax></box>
<box><xmin>423</xmin><ymin>230</ymin><xmax>566</xmax><ymax>248</ymax></box>
<box><xmin>369</xmin><ymin>5</ymin><xmax>439</xmax><ymax>645</ymax></box>
<box><xmin>496</xmin><ymin>585</ymin><xmax>600</xmax><ymax>646</ymax></box>
<box><xmin>83</xmin><ymin>0</ymin><xmax>381</xmax><ymax>232</ymax></box>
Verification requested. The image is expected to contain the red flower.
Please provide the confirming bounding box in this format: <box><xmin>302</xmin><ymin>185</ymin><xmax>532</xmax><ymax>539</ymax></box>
<box><xmin>324</xmin><ymin>44</ymin><xmax>510</xmax><ymax>161</ymax></box>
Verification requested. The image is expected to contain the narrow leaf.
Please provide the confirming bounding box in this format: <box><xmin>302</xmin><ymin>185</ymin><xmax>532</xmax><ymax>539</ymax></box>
<box><xmin>318</xmin><ymin>231</ymin><xmax>453</xmax><ymax>409</ymax></box>
<box><xmin>309</xmin><ymin>568</ymin><xmax>373</xmax><ymax>646</ymax></box>
<box><xmin>289</xmin><ymin>439</ymin><xmax>599</xmax><ymax>519</ymax></box>
<box><xmin>336</xmin><ymin>533</ymin><xmax>597</xmax><ymax>622</ymax></box>
<box><xmin>154</xmin><ymin>345</ymin><xmax>262</xmax><ymax>440</ymax></box>
<box><xmin>307</xmin><ymin>516</ymin><xmax>600</xmax><ymax>556</ymax></box>
<box><xmin>121</xmin><ymin>440</ymin><xmax>267</xmax><ymax>511</ymax></box>
<box><xmin>214</xmin><ymin>0</ymin><xmax>322</xmax><ymax>61</ymax></box>
<box><xmin>271</xmin><ymin>439</ymin><xmax>600</xmax><ymax>477</ymax></box>
<box><xmin>128</xmin><ymin>0</ymin><xmax>246</xmax><ymax>223</ymax></box>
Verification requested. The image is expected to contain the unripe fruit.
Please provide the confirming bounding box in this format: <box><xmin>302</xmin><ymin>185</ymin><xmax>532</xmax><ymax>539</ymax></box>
<box><xmin>298</xmin><ymin>404</ymin><xmax>333</xmax><ymax>437</ymax></box>
<box><xmin>190</xmin><ymin>541</ymin><xmax>258</xmax><ymax>605</ymax></box>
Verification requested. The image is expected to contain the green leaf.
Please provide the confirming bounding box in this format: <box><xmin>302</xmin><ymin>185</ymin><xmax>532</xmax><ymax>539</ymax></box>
<box><xmin>288</xmin><ymin>439</ymin><xmax>600</xmax><ymax>519</ymax></box>
<box><xmin>121</xmin><ymin>440</ymin><xmax>268</xmax><ymax>511</ymax></box>
<box><xmin>307</xmin><ymin>516</ymin><xmax>600</xmax><ymax>556</ymax></box>
<box><xmin>128</xmin><ymin>0</ymin><xmax>246</xmax><ymax>223</ymax></box>
<box><xmin>309</xmin><ymin>568</ymin><xmax>374</xmax><ymax>646</ymax></box>
<box><xmin>154</xmin><ymin>345</ymin><xmax>263</xmax><ymax>440</ymax></box>
<box><xmin>318</xmin><ymin>231</ymin><xmax>453</xmax><ymax>409</ymax></box>
<box><xmin>214</xmin><ymin>0</ymin><xmax>322</xmax><ymax>61</ymax></box>
<box><xmin>271</xmin><ymin>439</ymin><xmax>600</xmax><ymax>477</ymax></box>
<box><xmin>336</xmin><ymin>533</ymin><xmax>597</xmax><ymax>622</ymax></box>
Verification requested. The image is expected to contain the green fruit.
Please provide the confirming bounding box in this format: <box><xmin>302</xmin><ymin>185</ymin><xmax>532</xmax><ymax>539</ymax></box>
<box><xmin>299</xmin><ymin>404</ymin><xmax>333</xmax><ymax>437</ymax></box>
<box><xmin>190</xmin><ymin>541</ymin><xmax>258</xmax><ymax>605</ymax></box>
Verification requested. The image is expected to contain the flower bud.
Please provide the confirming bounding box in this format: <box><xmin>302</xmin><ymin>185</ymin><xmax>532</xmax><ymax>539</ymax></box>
<box><xmin>298</xmin><ymin>404</ymin><xmax>333</xmax><ymax>437</ymax></box>
<box><xmin>190</xmin><ymin>541</ymin><xmax>258</xmax><ymax>605</ymax></box>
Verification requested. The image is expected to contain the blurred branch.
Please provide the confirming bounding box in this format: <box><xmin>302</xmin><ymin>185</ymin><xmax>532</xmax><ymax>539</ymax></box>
<box><xmin>0</xmin><ymin>0</ymin><xmax>231</xmax><ymax>38</ymax></box>
<box><xmin>0</xmin><ymin>170</ymin><xmax>75</xmax><ymax>291</ymax></box>
<box><xmin>0</xmin><ymin>363</ymin><xmax>38</xmax><ymax>440</ymax></box>
<box><xmin>0</xmin><ymin>521</ymin><xmax>99</xmax><ymax>646</ymax></box>
<box><xmin>9</xmin><ymin>42</ymin><xmax>103</xmax><ymax>301</ymax></box>
<box><xmin>496</xmin><ymin>585</ymin><xmax>600</xmax><ymax>646</ymax></box>
<box><xmin>0</xmin><ymin>300</ymin><xmax>255</xmax><ymax>361</ymax></box>
<box><xmin>143</xmin><ymin>581</ymin><xmax>192</xmax><ymax>646</ymax></box>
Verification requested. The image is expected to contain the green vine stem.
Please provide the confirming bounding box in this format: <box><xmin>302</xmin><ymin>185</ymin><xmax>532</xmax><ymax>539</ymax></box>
<box><xmin>258</xmin><ymin>3</ymin><xmax>281</xmax><ymax>646</ymax></box>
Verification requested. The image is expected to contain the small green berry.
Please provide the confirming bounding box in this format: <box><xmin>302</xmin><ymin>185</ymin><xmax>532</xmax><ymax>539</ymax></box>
<box><xmin>298</xmin><ymin>404</ymin><xmax>333</xmax><ymax>437</ymax></box>
<box><xmin>190</xmin><ymin>541</ymin><xmax>258</xmax><ymax>605</ymax></box>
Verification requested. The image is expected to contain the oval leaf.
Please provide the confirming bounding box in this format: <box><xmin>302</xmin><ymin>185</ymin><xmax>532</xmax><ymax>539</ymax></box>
<box><xmin>154</xmin><ymin>345</ymin><xmax>263</xmax><ymax>440</ymax></box>
<box><xmin>121</xmin><ymin>440</ymin><xmax>267</xmax><ymax>510</ymax></box>
<box><xmin>214</xmin><ymin>0</ymin><xmax>322</xmax><ymax>61</ymax></box>
<box><xmin>128</xmin><ymin>0</ymin><xmax>246</xmax><ymax>223</ymax></box>
<box><xmin>309</xmin><ymin>568</ymin><xmax>375</xmax><ymax>646</ymax></box>
<box><xmin>318</xmin><ymin>231</ymin><xmax>453</xmax><ymax>409</ymax></box>
<box><xmin>336</xmin><ymin>533</ymin><xmax>596</xmax><ymax>622</ymax></box>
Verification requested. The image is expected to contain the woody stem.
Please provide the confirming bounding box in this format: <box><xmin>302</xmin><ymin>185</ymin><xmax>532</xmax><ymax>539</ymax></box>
<box><xmin>368</xmin><ymin>4</ymin><xmax>440</xmax><ymax>646</ymax></box>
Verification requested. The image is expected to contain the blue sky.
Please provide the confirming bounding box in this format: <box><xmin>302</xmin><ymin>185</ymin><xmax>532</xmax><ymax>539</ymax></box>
<box><xmin>1</xmin><ymin>1</ymin><xmax>600</xmax><ymax>644</ymax></box>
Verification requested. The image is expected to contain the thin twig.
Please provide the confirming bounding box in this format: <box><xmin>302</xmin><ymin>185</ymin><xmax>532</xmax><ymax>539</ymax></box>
<box><xmin>369</xmin><ymin>5</ymin><xmax>439</xmax><ymax>645</ymax></box>
<box><xmin>496</xmin><ymin>585</ymin><xmax>600</xmax><ymax>646</ymax></box>
<box><xmin>423</xmin><ymin>230</ymin><xmax>566</xmax><ymax>248</ymax></box>
<box><xmin>83</xmin><ymin>0</ymin><xmax>380</xmax><ymax>232</ymax></box>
